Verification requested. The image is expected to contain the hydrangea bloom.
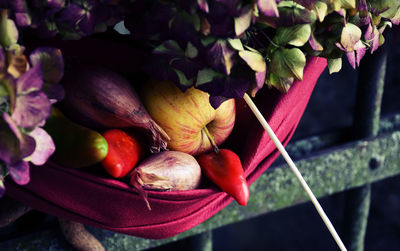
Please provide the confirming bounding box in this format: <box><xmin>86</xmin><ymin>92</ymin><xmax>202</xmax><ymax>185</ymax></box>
<box><xmin>124</xmin><ymin>0</ymin><xmax>399</xmax><ymax>107</ymax></box>
<box><xmin>0</xmin><ymin>11</ymin><xmax>64</xmax><ymax>196</ymax></box>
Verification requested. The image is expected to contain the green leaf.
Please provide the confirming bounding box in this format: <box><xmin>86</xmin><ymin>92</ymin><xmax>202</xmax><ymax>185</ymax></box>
<box><xmin>196</xmin><ymin>68</ymin><xmax>224</xmax><ymax>86</ymax></box>
<box><xmin>228</xmin><ymin>38</ymin><xmax>244</xmax><ymax>51</ymax></box>
<box><xmin>340</xmin><ymin>0</ymin><xmax>356</xmax><ymax>9</ymax></box>
<box><xmin>327</xmin><ymin>58</ymin><xmax>342</xmax><ymax>74</ymax></box>
<box><xmin>174</xmin><ymin>69</ymin><xmax>194</xmax><ymax>87</ymax></box>
<box><xmin>201</xmin><ymin>36</ymin><xmax>217</xmax><ymax>47</ymax></box>
<box><xmin>154</xmin><ymin>40</ymin><xmax>184</xmax><ymax>56</ymax></box>
<box><xmin>369</xmin><ymin>0</ymin><xmax>400</xmax><ymax>18</ymax></box>
<box><xmin>185</xmin><ymin>42</ymin><xmax>198</xmax><ymax>59</ymax></box>
<box><xmin>274</xmin><ymin>24</ymin><xmax>311</xmax><ymax>47</ymax></box>
<box><xmin>270</xmin><ymin>48</ymin><xmax>306</xmax><ymax>80</ymax></box>
<box><xmin>0</xmin><ymin>10</ymin><xmax>18</xmax><ymax>48</ymax></box>
<box><xmin>277</xmin><ymin>1</ymin><xmax>317</xmax><ymax>24</ymax></box>
<box><xmin>266</xmin><ymin>73</ymin><xmax>294</xmax><ymax>92</ymax></box>
<box><xmin>238</xmin><ymin>50</ymin><xmax>266</xmax><ymax>72</ymax></box>
<box><xmin>314</xmin><ymin>1</ymin><xmax>328</xmax><ymax>22</ymax></box>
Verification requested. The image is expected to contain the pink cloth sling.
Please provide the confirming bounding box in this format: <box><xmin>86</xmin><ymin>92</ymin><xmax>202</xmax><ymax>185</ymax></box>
<box><xmin>5</xmin><ymin>57</ymin><xmax>327</xmax><ymax>239</ymax></box>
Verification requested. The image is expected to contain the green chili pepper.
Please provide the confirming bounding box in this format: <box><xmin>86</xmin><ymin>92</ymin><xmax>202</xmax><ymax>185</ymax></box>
<box><xmin>44</xmin><ymin>108</ymin><xmax>108</xmax><ymax>168</ymax></box>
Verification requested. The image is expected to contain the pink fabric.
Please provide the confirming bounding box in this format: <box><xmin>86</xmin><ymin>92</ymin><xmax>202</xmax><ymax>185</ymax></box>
<box><xmin>5</xmin><ymin>57</ymin><xmax>327</xmax><ymax>239</ymax></box>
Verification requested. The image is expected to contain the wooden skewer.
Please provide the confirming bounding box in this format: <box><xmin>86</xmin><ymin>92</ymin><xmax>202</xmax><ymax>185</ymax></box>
<box><xmin>243</xmin><ymin>93</ymin><xmax>347</xmax><ymax>251</ymax></box>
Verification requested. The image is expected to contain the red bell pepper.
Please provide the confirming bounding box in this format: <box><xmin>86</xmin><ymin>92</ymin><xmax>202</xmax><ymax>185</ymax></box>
<box><xmin>101</xmin><ymin>129</ymin><xmax>144</xmax><ymax>178</ymax></box>
<box><xmin>196</xmin><ymin>149</ymin><xmax>249</xmax><ymax>206</ymax></box>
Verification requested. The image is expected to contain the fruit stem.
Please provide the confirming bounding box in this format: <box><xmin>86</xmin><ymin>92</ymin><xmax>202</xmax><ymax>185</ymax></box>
<box><xmin>202</xmin><ymin>127</ymin><xmax>219</xmax><ymax>154</ymax></box>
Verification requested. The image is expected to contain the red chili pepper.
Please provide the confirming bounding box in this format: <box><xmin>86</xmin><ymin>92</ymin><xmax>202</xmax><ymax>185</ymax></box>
<box><xmin>196</xmin><ymin>149</ymin><xmax>249</xmax><ymax>206</ymax></box>
<box><xmin>101</xmin><ymin>129</ymin><xmax>144</xmax><ymax>178</ymax></box>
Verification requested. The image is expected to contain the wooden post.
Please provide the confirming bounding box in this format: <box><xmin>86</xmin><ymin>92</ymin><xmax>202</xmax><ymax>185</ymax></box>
<box><xmin>343</xmin><ymin>31</ymin><xmax>389</xmax><ymax>251</ymax></box>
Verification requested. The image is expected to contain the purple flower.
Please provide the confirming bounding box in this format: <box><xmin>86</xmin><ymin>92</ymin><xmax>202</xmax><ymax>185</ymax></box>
<box><xmin>8</xmin><ymin>160</ymin><xmax>30</xmax><ymax>185</ymax></box>
<box><xmin>0</xmin><ymin>175</ymin><xmax>5</xmax><ymax>197</ymax></box>
<box><xmin>336</xmin><ymin>22</ymin><xmax>366</xmax><ymax>68</ymax></box>
<box><xmin>27</xmin><ymin>127</ymin><xmax>55</xmax><ymax>166</ymax></box>
<box><xmin>0</xmin><ymin>46</ymin><xmax>5</xmax><ymax>72</ymax></box>
<box><xmin>29</xmin><ymin>47</ymin><xmax>65</xmax><ymax>102</ymax></box>
<box><xmin>206</xmin><ymin>40</ymin><xmax>236</xmax><ymax>75</ymax></box>
<box><xmin>257</xmin><ymin>0</ymin><xmax>279</xmax><ymax>18</ymax></box>
<box><xmin>0</xmin><ymin>113</ymin><xmax>35</xmax><ymax>186</ymax></box>
<box><xmin>0</xmin><ymin>113</ymin><xmax>23</xmax><ymax>165</ymax></box>
<box><xmin>197</xmin><ymin>73</ymin><xmax>250</xmax><ymax>108</ymax></box>
<box><xmin>10</xmin><ymin>63</ymin><xmax>52</xmax><ymax>129</ymax></box>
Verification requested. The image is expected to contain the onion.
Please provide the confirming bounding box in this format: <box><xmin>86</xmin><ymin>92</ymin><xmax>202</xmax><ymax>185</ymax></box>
<box><xmin>61</xmin><ymin>65</ymin><xmax>170</xmax><ymax>153</ymax></box>
<box><xmin>130</xmin><ymin>151</ymin><xmax>202</xmax><ymax>209</ymax></box>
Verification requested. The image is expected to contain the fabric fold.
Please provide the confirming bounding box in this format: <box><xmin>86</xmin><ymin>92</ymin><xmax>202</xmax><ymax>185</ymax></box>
<box><xmin>5</xmin><ymin>57</ymin><xmax>327</xmax><ymax>239</ymax></box>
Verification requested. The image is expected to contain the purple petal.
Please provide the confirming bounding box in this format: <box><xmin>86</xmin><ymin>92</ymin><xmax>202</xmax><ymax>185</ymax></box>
<box><xmin>11</xmin><ymin>0</ymin><xmax>27</xmax><ymax>12</ymax></box>
<box><xmin>207</xmin><ymin>2</ymin><xmax>235</xmax><ymax>37</ymax></box>
<box><xmin>355</xmin><ymin>0</ymin><xmax>370</xmax><ymax>25</ymax></box>
<box><xmin>15</xmin><ymin>13</ymin><xmax>31</xmax><ymax>27</ymax></box>
<box><xmin>169</xmin><ymin>11</ymin><xmax>201</xmax><ymax>44</ymax></box>
<box><xmin>16</xmin><ymin>63</ymin><xmax>43</xmax><ymax>93</ymax></box>
<box><xmin>364</xmin><ymin>23</ymin><xmax>379</xmax><ymax>54</ymax></box>
<box><xmin>171</xmin><ymin>59</ymin><xmax>202</xmax><ymax>82</ymax></box>
<box><xmin>196</xmin><ymin>75</ymin><xmax>250</xmax><ymax>108</ymax></box>
<box><xmin>336</xmin><ymin>9</ymin><xmax>346</xmax><ymax>17</ymax></box>
<box><xmin>29</xmin><ymin>47</ymin><xmax>64</xmax><ymax>84</ymax></box>
<box><xmin>207</xmin><ymin>40</ymin><xmax>236</xmax><ymax>75</ymax></box>
<box><xmin>309</xmin><ymin>32</ymin><xmax>323</xmax><ymax>51</ymax></box>
<box><xmin>0</xmin><ymin>115</ymin><xmax>20</xmax><ymax>164</ymax></box>
<box><xmin>364</xmin><ymin>23</ymin><xmax>374</xmax><ymax>40</ymax></box>
<box><xmin>11</xmin><ymin>91</ymin><xmax>51</xmax><ymax>129</ymax></box>
<box><xmin>48</xmin><ymin>0</ymin><xmax>65</xmax><ymax>9</ymax></box>
<box><xmin>209</xmin><ymin>96</ymin><xmax>229</xmax><ymax>109</ymax></box>
<box><xmin>3</xmin><ymin>113</ymin><xmax>36</xmax><ymax>159</ymax></box>
<box><xmin>56</xmin><ymin>3</ymin><xmax>85</xmax><ymax>27</ymax></box>
<box><xmin>336</xmin><ymin>42</ymin><xmax>345</xmax><ymax>51</ymax></box>
<box><xmin>355</xmin><ymin>41</ymin><xmax>366</xmax><ymax>66</ymax></box>
<box><xmin>20</xmin><ymin>134</ymin><xmax>36</xmax><ymax>159</ymax></box>
<box><xmin>258</xmin><ymin>0</ymin><xmax>279</xmax><ymax>17</ymax></box>
<box><xmin>346</xmin><ymin>51</ymin><xmax>356</xmax><ymax>69</ymax></box>
<box><xmin>9</xmin><ymin>160</ymin><xmax>30</xmax><ymax>185</ymax></box>
<box><xmin>357</xmin><ymin>0</ymin><xmax>368</xmax><ymax>12</ymax></box>
<box><xmin>215</xmin><ymin>0</ymin><xmax>240</xmax><ymax>12</ymax></box>
<box><xmin>252</xmin><ymin>69</ymin><xmax>266</xmax><ymax>96</ymax></box>
<box><xmin>0</xmin><ymin>47</ymin><xmax>5</xmax><ymax>77</ymax></box>
<box><xmin>28</xmin><ymin>127</ymin><xmax>55</xmax><ymax>166</ymax></box>
<box><xmin>78</xmin><ymin>11</ymin><xmax>96</xmax><ymax>35</ymax></box>
<box><xmin>42</xmin><ymin>83</ymin><xmax>65</xmax><ymax>103</ymax></box>
<box><xmin>198</xmin><ymin>0</ymin><xmax>209</xmax><ymax>12</ymax></box>
<box><xmin>0</xmin><ymin>177</ymin><xmax>5</xmax><ymax>198</ymax></box>
<box><xmin>2</xmin><ymin>112</ymin><xmax>23</xmax><ymax>144</ymax></box>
